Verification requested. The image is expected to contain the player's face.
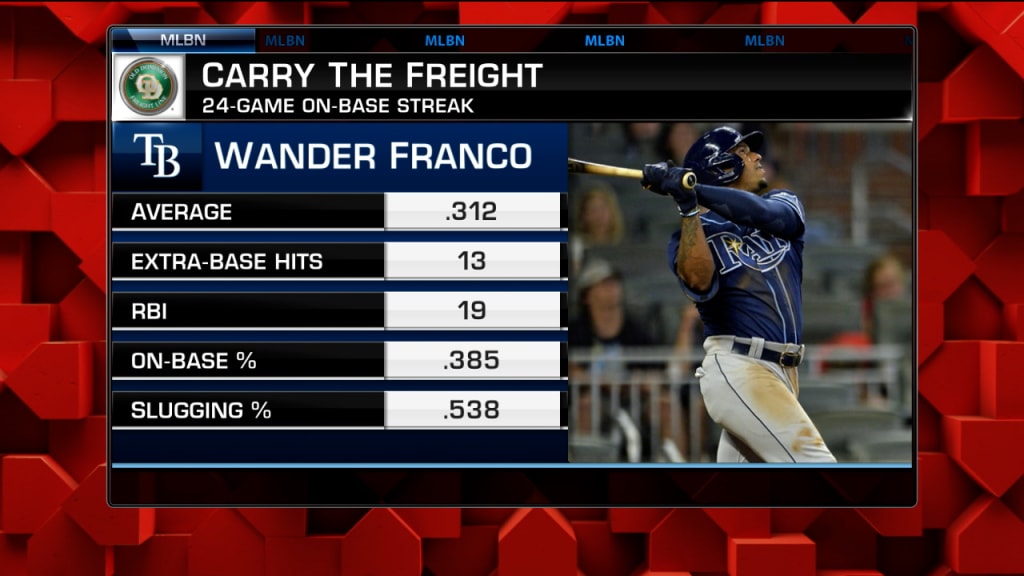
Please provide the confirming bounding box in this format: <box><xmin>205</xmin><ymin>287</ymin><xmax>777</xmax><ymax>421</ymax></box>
<box><xmin>731</xmin><ymin>143</ymin><xmax>768</xmax><ymax>193</ymax></box>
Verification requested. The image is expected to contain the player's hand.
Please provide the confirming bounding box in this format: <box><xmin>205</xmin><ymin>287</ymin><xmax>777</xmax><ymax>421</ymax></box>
<box><xmin>641</xmin><ymin>161</ymin><xmax>672</xmax><ymax>196</ymax></box>
<box><xmin>643</xmin><ymin>161</ymin><xmax>697</xmax><ymax>215</ymax></box>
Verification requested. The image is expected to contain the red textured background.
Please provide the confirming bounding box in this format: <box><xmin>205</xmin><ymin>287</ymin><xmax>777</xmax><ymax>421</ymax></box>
<box><xmin>0</xmin><ymin>2</ymin><xmax>1021</xmax><ymax>574</ymax></box>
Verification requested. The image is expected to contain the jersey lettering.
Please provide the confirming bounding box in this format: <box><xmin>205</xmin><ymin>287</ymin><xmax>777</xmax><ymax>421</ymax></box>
<box><xmin>706</xmin><ymin>229</ymin><xmax>790</xmax><ymax>274</ymax></box>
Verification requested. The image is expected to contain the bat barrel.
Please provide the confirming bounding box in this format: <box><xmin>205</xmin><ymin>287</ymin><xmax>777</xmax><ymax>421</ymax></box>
<box><xmin>567</xmin><ymin>158</ymin><xmax>643</xmax><ymax>179</ymax></box>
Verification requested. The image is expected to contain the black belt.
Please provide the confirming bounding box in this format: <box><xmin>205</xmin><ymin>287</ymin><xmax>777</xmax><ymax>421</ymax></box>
<box><xmin>731</xmin><ymin>340</ymin><xmax>804</xmax><ymax>367</ymax></box>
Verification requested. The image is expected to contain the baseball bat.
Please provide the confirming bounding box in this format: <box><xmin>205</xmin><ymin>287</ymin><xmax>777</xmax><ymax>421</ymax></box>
<box><xmin>567</xmin><ymin>157</ymin><xmax>697</xmax><ymax>189</ymax></box>
<box><xmin>568</xmin><ymin>157</ymin><xmax>643</xmax><ymax>179</ymax></box>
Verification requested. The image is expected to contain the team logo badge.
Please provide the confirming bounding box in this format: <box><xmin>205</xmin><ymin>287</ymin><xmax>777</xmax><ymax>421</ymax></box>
<box><xmin>120</xmin><ymin>58</ymin><xmax>177</xmax><ymax>115</ymax></box>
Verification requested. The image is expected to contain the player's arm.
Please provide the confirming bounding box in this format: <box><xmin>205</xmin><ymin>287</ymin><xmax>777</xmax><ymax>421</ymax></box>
<box><xmin>693</xmin><ymin>183</ymin><xmax>804</xmax><ymax>240</ymax></box>
<box><xmin>674</xmin><ymin>212</ymin><xmax>715</xmax><ymax>292</ymax></box>
<box><xmin>643</xmin><ymin>162</ymin><xmax>715</xmax><ymax>293</ymax></box>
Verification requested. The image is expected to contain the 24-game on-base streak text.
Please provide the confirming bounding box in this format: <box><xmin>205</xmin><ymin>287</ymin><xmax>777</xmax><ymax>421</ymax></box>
<box><xmin>199</xmin><ymin>60</ymin><xmax>541</xmax><ymax>114</ymax></box>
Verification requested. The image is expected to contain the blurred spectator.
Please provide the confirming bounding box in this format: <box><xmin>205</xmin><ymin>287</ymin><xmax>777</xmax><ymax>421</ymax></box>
<box><xmin>820</xmin><ymin>252</ymin><xmax>909</xmax><ymax>349</ymax></box>
<box><xmin>574</xmin><ymin>185</ymin><xmax>624</xmax><ymax>247</ymax></box>
<box><xmin>579</xmin><ymin>122</ymin><xmax>622</xmax><ymax>142</ymax></box>
<box><xmin>570</xmin><ymin>123</ymin><xmax>627</xmax><ymax>164</ymax></box>
<box><xmin>622</xmin><ymin>122</ymin><xmax>663</xmax><ymax>161</ymax></box>
<box><xmin>862</xmin><ymin>253</ymin><xmax>909</xmax><ymax>339</ymax></box>
<box><xmin>816</xmin><ymin>251</ymin><xmax>910</xmax><ymax>407</ymax></box>
<box><xmin>671</xmin><ymin>302</ymin><xmax>704</xmax><ymax>377</ymax></box>
<box><xmin>658</xmin><ymin>123</ymin><xmax>701</xmax><ymax>164</ymax></box>
<box><xmin>571</xmin><ymin>184</ymin><xmax>626</xmax><ymax>279</ymax></box>
<box><xmin>569</xmin><ymin>259</ymin><xmax>658</xmax><ymax>436</ymax></box>
<box><xmin>569</xmin><ymin>234</ymin><xmax>585</xmax><ymax>279</ymax></box>
<box><xmin>569</xmin><ymin>259</ymin><xmax>655</xmax><ymax>361</ymax></box>
<box><xmin>667</xmin><ymin>302</ymin><xmax>707</xmax><ymax>460</ymax></box>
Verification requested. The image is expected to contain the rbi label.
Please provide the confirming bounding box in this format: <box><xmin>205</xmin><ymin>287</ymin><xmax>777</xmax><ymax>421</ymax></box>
<box><xmin>120</xmin><ymin>58</ymin><xmax>177</xmax><ymax>115</ymax></box>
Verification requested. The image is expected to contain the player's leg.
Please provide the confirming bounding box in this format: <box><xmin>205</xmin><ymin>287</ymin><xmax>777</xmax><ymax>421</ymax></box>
<box><xmin>697</xmin><ymin>350</ymin><xmax>743</xmax><ymax>462</ymax></box>
<box><xmin>780</xmin><ymin>366</ymin><xmax>836</xmax><ymax>462</ymax></box>
<box><xmin>699</xmin><ymin>344</ymin><xmax>836</xmax><ymax>463</ymax></box>
<box><xmin>717</xmin><ymin>429</ymin><xmax>755</xmax><ymax>462</ymax></box>
<box><xmin>698</xmin><ymin>354</ymin><xmax>773</xmax><ymax>462</ymax></box>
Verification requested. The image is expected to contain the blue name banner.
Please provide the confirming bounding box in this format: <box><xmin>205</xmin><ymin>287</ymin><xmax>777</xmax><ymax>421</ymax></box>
<box><xmin>111</xmin><ymin>123</ymin><xmax>567</xmax><ymax>192</ymax></box>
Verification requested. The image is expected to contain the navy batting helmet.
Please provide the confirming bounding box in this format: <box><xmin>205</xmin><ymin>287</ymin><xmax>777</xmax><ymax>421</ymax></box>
<box><xmin>682</xmin><ymin>126</ymin><xmax>764</xmax><ymax>186</ymax></box>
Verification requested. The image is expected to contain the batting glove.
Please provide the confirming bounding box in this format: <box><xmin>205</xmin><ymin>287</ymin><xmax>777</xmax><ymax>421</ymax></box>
<box><xmin>642</xmin><ymin>161</ymin><xmax>697</xmax><ymax>216</ymax></box>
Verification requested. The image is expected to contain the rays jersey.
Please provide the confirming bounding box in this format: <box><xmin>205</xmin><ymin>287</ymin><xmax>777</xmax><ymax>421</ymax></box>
<box><xmin>667</xmin><ymin>189</ymin><xmax>805</xmax><ymax>345</ymax></box>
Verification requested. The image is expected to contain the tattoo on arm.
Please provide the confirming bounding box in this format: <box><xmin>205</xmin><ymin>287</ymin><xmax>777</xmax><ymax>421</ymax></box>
<box><xmin>680</xmin><ymin>218</ymin><xmax>699</xmax><ymax>253</ymax></box>
<box><xmin>676</xmin><ymin>216</ymin><xmax>715</xmax><ymax>293</ymax></box>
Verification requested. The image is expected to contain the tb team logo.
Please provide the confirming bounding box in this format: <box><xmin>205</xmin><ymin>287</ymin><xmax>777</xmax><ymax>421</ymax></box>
<box><xmin>110</xmin><ymin>123</ymin><xmax>202</xmax><ymax>191</ymax></box>
<box><xmin>133</xmin><ymin>133</ymin><xmax>180</xmax><ymax>178</ymax></box>
<box><xmin>120</xmin><ymin>58</ymin><xmax>177</xmax><ymax>115</ymax></box>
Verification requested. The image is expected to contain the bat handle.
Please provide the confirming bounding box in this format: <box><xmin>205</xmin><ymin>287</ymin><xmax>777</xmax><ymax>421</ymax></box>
<box><xmin>681</xmin><ymin>171</ymin><xmax>697</xmax><ymax>190</ymax></box>
<box><xmin>643</xmin><ymin>170</ymin><xmax>698</xmax><ymax>192</ymax></box>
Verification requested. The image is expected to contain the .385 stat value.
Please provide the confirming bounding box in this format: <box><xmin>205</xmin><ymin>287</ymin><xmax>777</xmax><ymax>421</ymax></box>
<box><xmin>445</xmin><ymin>349</ymin><xmax>499</xmax><ymax>370</ymax></box>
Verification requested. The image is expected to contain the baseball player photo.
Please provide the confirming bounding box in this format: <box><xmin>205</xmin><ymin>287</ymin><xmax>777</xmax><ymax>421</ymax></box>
<box><xmin>568</xmin><ymin>122</ymin><xmax>913</xmax><ymax>464</ymax></box>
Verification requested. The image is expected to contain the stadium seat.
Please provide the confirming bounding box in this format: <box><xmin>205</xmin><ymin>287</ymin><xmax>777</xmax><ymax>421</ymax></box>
<box><xmin>796</xmin><ymin>381</ymin><xmax>858</xmax><ymax>413</ymax></box>
<box><xmin>803</xmin><ymin>243</ymin><xmax>885</xmax><ymax>297</ymax></box>
<box><xmin>651</xmin><ymin>300</ymin><xmax>683</xmax><ymax>346</ymax></box>
<box><xmin>801</xmin><ymin>296</ymin><xmax>863</xmax><ymax>344</ymax></box>
<box><xmin>848</xmin><ymin>428</ymin><xmax>913</xmax><ymax>463</ymax></box>
<box><xmin>569</xmin><ymin>436</ymin><xmax>622</xmax><ymax>462</ymax></box>
<box><xmin>585</xmin><ymin>243</ymin><xmax>669</xmax><ymax>279</ymax></box>
<box><xmin>803</xmin><ymin>211</ymin><xmax>845</xmax><ymax>243</ymax></box>
<box><xmin>872</xmin><ymin>297</ymin><xmax>913</xmax><ymax>345</ymax></box>
<box><xmin>808</xmin><ymin>407</ymin><xmax>903</xmax><ymax>460</ymax></box>
<box><xmin>626</xmin><ymin>200</ymin><xmax>679</xmax><ymax>243</ymax></box>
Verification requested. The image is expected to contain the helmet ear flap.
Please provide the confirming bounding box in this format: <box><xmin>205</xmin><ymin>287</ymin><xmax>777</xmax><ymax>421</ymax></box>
<box><xmin>683</xmin><ymin>125</ymin><xmax>753</xmax><ymax>186</ymax></box>
<box><xmin>707</xmin><ymin>152</ymin><xmax>744</xmax><ymax>185</ymax></box>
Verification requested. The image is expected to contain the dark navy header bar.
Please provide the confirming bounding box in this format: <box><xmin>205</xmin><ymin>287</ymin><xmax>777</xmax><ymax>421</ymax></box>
<box><xmin>110</xmin><ymin>26</ymin><xmax>914</xmax><ymax>54</ymax></box>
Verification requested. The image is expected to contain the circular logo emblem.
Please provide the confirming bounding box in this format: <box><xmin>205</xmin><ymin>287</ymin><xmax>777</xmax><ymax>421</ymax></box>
<box><xmin>120</xmin><ymin>58</ymin><xmax>177</xmax><ymax>115</ymax></box>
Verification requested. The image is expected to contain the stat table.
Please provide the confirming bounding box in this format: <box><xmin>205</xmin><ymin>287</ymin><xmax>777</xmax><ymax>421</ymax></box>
<box><xmin>109</xmin><ymin>31</ymin><xmax>574</xmax><ymax>473</ymax></box>
<box><xmin>110</xmin><ymin>132</ymin><xmax>568</xmax><ymax>461</ymax></box>
<box><xmin>107</xmin><ymin>25</ymin><xmax>915</xmax><ymax>507</ymax></box>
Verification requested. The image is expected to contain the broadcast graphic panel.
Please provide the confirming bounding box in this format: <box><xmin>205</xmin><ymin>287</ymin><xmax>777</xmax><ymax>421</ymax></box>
<box><xmin>107</xmin><ymin>25</ymin><xmax>915</xmax><ymax>506</ymax></box>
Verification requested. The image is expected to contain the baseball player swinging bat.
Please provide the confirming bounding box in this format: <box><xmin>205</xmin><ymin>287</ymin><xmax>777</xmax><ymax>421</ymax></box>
<box><xmin>644</xmin><ymin>126</ymin><xmax>837</xmax><ymax>463</ymax></box>
<box><xmin>568</xmin><ymin>157</ymin><xmax>697</xmax><ymax>189</ymax></box>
